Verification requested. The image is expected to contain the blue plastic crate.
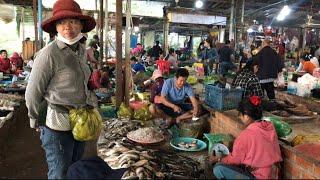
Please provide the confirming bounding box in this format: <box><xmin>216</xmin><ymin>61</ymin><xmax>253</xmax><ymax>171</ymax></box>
<box><xmin>205</xmin><ymin>84</ymin><xmax>243</xmax><ymax>110</ymax></box>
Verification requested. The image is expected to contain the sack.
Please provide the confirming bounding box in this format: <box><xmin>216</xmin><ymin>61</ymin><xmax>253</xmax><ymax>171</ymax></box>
<box><xmin>69</xmin><ymin>108</ymin><xmax>103</xmax><ymax>141</ymax></box>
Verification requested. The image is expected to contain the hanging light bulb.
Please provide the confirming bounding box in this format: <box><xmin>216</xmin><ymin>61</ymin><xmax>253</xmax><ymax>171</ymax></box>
<box><xmin>195</xmin><ymin>0</ymin><xmax>203</xmax><ymax>9</ymax></box>
<box><xmin>276</xmin><ymin>5</ymin><xmax>291</xmax><ymax>21</ymax></box>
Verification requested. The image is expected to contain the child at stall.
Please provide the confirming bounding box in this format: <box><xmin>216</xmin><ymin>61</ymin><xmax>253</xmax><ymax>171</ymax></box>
<box><xmin>210</xmin><ymin>96</ymin><xmax>282</xmax><ymax>179</ymax></box>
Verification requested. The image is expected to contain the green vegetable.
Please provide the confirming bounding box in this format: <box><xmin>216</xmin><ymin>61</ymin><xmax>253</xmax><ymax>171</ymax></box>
<box><xmin>187</xmin><ymin>76</ymin><xmax>198</xmax><ymax>85</ymax></box>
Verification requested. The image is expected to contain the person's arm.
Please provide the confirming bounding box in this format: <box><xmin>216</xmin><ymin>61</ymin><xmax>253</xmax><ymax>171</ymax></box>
<box><xmin>91</xmin><ymin>71</ymin><xmax>102</xmax><ymax>89</ymax></box>
<box><xmin>189</xmin><ymin>96</ymin><xmax>199</xmax><ymax>116</ymax></box>
<box><xmin>186</xmin><ymin>86</ymin><xmax>198</xmax><ymax>116</ymax></box>
<box><xmin>87</xmin><ymin>48</ymin><xmax>98</xmax><ymax>63</ymax></box>
<box><xmin>25</xmin><ymin>51</ymin><xmax>54</xmax><ymax>128</ymax></box>
<box><xmin>230</xmin><ymin>49</ymin><xmax>235</xmax><ymax>62</ymax></box>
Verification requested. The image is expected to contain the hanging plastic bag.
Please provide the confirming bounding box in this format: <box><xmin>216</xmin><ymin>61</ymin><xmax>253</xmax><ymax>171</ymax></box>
<box><xmin>263</xmin><ymin>116</ymin><xmax>292</xmax><ymax>138</ymax></box>
<box><xmin>117</xmin><ymin>103</ymin><xmax>133</xmax><ymax>119</ymax></box>
<box><xmin>274</xmin><ymin>72</ymin><xmax>285</xmax><ymax>88</ymax></box>
<box><xmin>69</xmin><ymin>108</ymin><xmax>103</xmax><ymax>141</ymax></box>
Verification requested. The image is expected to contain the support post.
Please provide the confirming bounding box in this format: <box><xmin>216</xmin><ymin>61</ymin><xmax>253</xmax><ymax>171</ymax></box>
<box><xmin>21</xmin><ymin>7</ymin><xmax>25</xmax><ymax>41</ymax></box>
<box><xmin>104</xmin><ymin>0</ymin><xmax>109</xmax><ymax>58</ymax></box>
<box><xmin>99</xmin><ymin>0</ymin><xmax>104</xmax><ymax>61</ymax></box>
<box><xmin>239</xmin><ymin>0</ymin><xmax>245</xmax><ymax>43</ymax></box>
<box><xmin>302</xmin><ymin>28</ymin><xmax>307</xmax><ymax>50</ymax></box>
<box><xmin>115</xmin><ymin>0</ymin><xmax>123</xmax><ymax>108</ymax></box>
<box><xmin>124</xmin><ymin>0</ymin><xmax>131</xmax><ymax>106</ymax></box>
<box><xmin>163</xmin><ymin>8</ymin><xmax>169</xmax><ymax>55</ymax></box>
<box><xmin>229</xmin><ymin>0</ymin><xmax>235</xmax><ymax>42</ymax></box>
<box><xmin>32</xmin><ymin>0</ymin><xmax>38</xmax><ymax>51</ymax></box>
<box><xmin>38</xmin><ymin>0</ymin><xmax>43</xmax><ymax>49</ymax></box>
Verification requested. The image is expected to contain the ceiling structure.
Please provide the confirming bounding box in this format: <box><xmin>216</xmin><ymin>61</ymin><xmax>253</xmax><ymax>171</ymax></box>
<box><xmin>1</xmin><ymin>0</ymin><xmax>320</xmax><ymax>35</ymax></box>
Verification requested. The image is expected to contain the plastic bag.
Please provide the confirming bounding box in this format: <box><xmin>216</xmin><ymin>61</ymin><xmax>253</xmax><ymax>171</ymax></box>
<box><xmin>133</xmin><ymin>105</ymin><xmax>152</xmax><ymax>121</ymax></box>
<box><xmin>263</xmin><ymin>116</ymin><xmax>292</xmax><ymax>137</ymax></box>
<box><xmin>203</xmin><ymin>133</ymin><xmax>234</xmax><ymax>155</ymax></box>
<box><xmin>274</xmin><ymin>72</ymin><xmax>285</xmax><ymax>87</ymax></box>
<box><xmin>69</xmin><ymin>108</ymin><xmax>103</xmax><ymax>141</ymax></box>
<box><xmin>117</xmin><ymin>103</ymin><xmax>133</xmax><ymax>119</ymax></box>
<box><xmin>187</xmin><ymin>75</ymin><xmax>198</xmax><ymax>85</ymax></box>
<box><xmin>100</xmin><ymin>105</ymin><xmax>117</xmax><ymax>118</ymax></box>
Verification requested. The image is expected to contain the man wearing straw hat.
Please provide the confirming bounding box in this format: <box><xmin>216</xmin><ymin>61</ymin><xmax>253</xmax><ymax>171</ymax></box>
<box><xmin>25</xmin><ymin>0</ymin><xmax>97</xmax><ymax>178</ymax></box>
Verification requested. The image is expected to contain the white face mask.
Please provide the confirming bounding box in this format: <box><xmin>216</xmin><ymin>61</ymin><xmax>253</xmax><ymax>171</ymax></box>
<box><xmin>56</xmin><ymin>33</ymin><xmax>83</xmax><ymax>45</ymax></box>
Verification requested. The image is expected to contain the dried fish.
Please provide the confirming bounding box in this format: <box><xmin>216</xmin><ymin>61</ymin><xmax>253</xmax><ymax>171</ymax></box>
<box><xmin>132</xmin><ymin>159</ymin><xmax>148</xmax><ymax>167</ymax></box>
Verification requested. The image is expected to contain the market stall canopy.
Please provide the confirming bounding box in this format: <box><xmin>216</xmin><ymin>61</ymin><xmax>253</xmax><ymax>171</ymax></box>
<box><xmin>42</xmin><ymin>0</ymin><xmax>169</xmax><ymax>18</ymax></box>
<box><xmin>2</xmin><ymin>0</ymin><xmax>320</xmax><ymax>28</ymax></box>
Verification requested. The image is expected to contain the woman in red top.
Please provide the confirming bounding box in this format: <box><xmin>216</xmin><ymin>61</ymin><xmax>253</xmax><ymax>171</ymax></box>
<box><xmin>0</xmin><ymin>50</ymin><xmax>12</xmax><ymax>73</ymax></box>
<box><xmin>88</xmin><ymin>64</ymin><xmax>110</xmax><ymax>90</ymax></box>
<box><xmin>10</xmin><ymin>52</ymin><xmax>24</xmax><ymax>70</ymax></box>
<box><xmin>211</xmin><ymin>96</ymin><xmax>282</xmax><ymax>179</ymax></box>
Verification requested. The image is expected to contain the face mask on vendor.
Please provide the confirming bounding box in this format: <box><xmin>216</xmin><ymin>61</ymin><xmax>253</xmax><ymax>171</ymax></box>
<box><xmin>175</xmin><ymin>76</ymin><xmax>187</xmax><ymax>89</ymax></box>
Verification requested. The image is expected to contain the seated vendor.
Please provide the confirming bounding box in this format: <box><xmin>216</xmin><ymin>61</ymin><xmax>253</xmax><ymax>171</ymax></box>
<box><xmin>158</xmin><ymin>68</ymin><xmax>199</xmax><ymax>124</ymax></box>
<box><xmin>88</xmin><ymin>63</ymin><xmax>110</xmax><ymax>91</ymax></box>
<box><xmin>210</xmin><ymin>96</ymin><xmax>282</xmax><ymax>179</ymax></box>
<box><xmin>149</xmin><ymin>70</ymin><xmax>164</xmax><ymax>116</ymax></box>
<box><xmin>131</xmin><ymin>56</ymin><xmax>146</xmax><ymax>74</ymax></box>
<box><xmin>296</xmin><ymin>53</ymin><xmax>316</xmax><ymax>74</ymax></box>
<box><xmin>232</xmin><ymin>59</ymin><xmax>264</xmax><ymax>99</ymax></box>
<box><xmin>0</xmin><ymin>50</ymin><xmax>12</xmax><ymax>74</ymax></box>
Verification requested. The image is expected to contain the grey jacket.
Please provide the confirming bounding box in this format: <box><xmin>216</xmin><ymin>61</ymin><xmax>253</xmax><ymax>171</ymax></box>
<box><xmin>25</xmin><ymin>39</ymin><xmax>97</xmax><ymax>128</ymax></box>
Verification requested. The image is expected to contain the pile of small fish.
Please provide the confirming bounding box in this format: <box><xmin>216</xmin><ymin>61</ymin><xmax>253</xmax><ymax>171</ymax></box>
<box><xmin>103</xmin><ymin>118</ymin><xmax>142</xmax><ymax>141</ymax></box>
<box><xmin>98</xmin><ymin>118</ymin><xmax>202</xmax><ymax>179</ymax></box>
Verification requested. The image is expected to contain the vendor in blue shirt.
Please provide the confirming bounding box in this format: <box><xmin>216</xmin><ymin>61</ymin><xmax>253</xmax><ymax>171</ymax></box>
<box><xmin>158</xmin><ymin>68</ymin><xmax>199</xmax><ymax>124</ymax></box>
<box><xmin>131</xmin><ymin>56</ymin><xmax>145</xmax><ymax>73</ymax></box>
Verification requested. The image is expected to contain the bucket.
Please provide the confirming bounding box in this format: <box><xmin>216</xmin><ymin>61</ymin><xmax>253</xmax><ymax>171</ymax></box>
<box><xmin>178</xmin><ymin>118</ymin><xmax>205</xmax><ymax>138</ymax></box>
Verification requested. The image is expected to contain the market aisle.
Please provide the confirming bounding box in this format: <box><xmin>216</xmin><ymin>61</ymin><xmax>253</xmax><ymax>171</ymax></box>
<box><xmin>0</xmin><ymin>104</ymin><xmax>47</xmax><ymax>179</ymax></box>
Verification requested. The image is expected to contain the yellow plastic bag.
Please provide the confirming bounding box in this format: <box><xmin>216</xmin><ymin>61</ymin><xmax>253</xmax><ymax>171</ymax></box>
<box><xmin>117</xmin><ymin>103</ymin><xmax>133</xmax><ymax>119</ymax></box>
<box><xmin>187</xmin><ymin>75</ymin><xmax>198</xmax><ymax>85</ymax></box>
<box><xmin>134</xmin><ymin>105</ymin><xmax>152</xmax><ymax>121</ymax></box>
<box><xmin>292</xmin><ymin>135</ymin><xmax>320</xmax><ymax>146</ymax></box>
<box><xmin>69</xmin><ymin>108</ymin><xmax>103</xmax><ymax>141</ymax></box>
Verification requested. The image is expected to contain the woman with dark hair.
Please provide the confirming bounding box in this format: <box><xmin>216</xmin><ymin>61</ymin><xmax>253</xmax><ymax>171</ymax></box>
<box><xmin>295</xmin><ymin>53</ymin><xmax>317</xmax><ymax>74</ymax></box>
<box><xmin>232</xmin><ymin>60</ymin><xmax>263</xmax><ymax>99</ymax></box>
<box><xmin>197</xmin><ymin>41</ymin><xmax>205</xmax><ymax>59</ymax></box>
<box><xmin>202</xmin><ymin>38</ymin><xmax>218</xmax><ymax>75</ymax></box>
<box><xmin>165</xmin><ymin>48</ymin><xmax>178</xmax><ymax>71</ymax></box>
<box><xmin>210</xmin><ymin>96</ymin><xmax>282</xmax><ymax>179</ymax></box>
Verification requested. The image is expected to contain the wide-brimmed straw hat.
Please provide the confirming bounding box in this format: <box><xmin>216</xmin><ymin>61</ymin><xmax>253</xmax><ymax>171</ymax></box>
<box><xmin>41</xmin><ymin>0</ymin><xmax>96</xmax><ymax>34</ymax></box>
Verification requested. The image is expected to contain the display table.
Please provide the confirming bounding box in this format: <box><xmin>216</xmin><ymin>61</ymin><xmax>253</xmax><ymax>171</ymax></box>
<box><xmin>97</xmin><ymin>118</ymin><xmax>213</xmax><ymax>179</ymax></box>
<box><xmin>276</xmin><ymin>90</ymin><xmax>320</xmax><ymax>114</ymax></box>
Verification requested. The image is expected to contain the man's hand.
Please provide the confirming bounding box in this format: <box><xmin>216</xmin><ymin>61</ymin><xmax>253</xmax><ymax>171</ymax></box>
<box><xmin>193</xmin><ymin>106</ymin><xmax>199</xmax><ymax>117</ymax></box>
<box><xmin>172</xmin><ymin>105</ymin><xmax>181</xmax><ymax>113</ymax></box>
